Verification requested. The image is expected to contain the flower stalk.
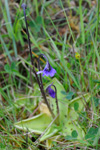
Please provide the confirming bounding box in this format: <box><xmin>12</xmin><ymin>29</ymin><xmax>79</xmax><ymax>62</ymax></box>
<box><xmin>21</xmin><ymin>3</ymin><xmax>55</xmax><ymax>118</ymax></box>
<box><xmin>52</xmin><ymin>85</ymin><xmax>59</xmax><ymax>116</ymax></box>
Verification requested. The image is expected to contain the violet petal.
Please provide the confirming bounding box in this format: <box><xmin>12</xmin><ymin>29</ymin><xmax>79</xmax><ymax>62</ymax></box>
<box><xmin>46</xmin><ymin>84</ymin><xmax>56</xmax><ymax>98</ymax></box>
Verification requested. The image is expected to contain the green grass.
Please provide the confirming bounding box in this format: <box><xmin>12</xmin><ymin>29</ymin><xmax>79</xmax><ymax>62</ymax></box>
<box><xmin>0</xmin><ymin>0</ymin><xmax>100</xmax><ymax>149</ymax></box>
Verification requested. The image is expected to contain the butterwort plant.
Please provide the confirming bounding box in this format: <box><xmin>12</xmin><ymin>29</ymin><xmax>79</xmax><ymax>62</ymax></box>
<box><xmin>21</xmin><ymin>3</ymin><xmax>58</xmax><ymax>119</ymax></box>
<box><xmin>14</xmin><ymin>4</ymin><xmax>88</xmax><ymax>147</ymax></box>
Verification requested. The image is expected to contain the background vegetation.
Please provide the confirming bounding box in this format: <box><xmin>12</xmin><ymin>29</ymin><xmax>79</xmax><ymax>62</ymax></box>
<box><xmin>0</xmin><ymin>0</ymin><xmax>100</xmax><ymax>149</ymax></box>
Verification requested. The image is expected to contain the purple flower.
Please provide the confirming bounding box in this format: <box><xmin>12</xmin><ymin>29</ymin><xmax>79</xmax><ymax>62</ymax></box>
<box><xmin>46</xmin><ymin>83</ymin><xmax>56</xmax><ymax>98</ymax></box>
<box><xmin>37</xmin><ymin>55</ymin><xmax>56</xmax><ymax>77</ymax></box>
<box><xmin>21</xmin><ymin>3</ymin><xmax>27</xmax><ymax>9</ymax></box>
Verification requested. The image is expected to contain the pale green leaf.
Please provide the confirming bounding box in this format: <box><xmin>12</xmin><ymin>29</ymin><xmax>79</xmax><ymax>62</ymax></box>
<box><xmin>15</xmin><ymin>113</ymin><xmax>52</xmax><ymax>134</ymax></box>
